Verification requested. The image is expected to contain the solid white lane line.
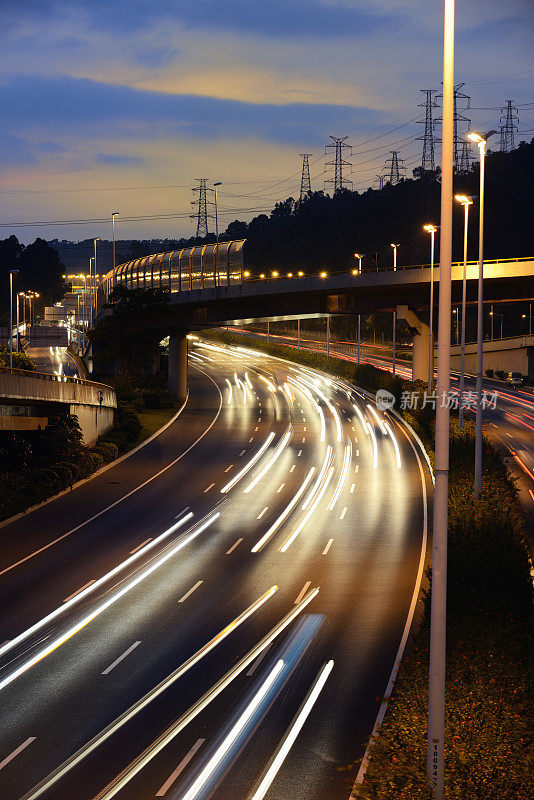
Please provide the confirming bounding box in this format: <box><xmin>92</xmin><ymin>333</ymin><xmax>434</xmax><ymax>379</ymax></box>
<box><xmin>178</xmin><ymin>581</ymin><xmax>203</xmax><ymax>603</ymax></box>
<box><xmin>277</xmin><ymin>484</ymin><xmax>285</xmax><ymax>493</ymax></box>
<box><xmin>102</xmin><ymin>641</ymin><xmax>141</xmax><ymax>675</ymax></box>
<box><xmin>339</xmin><ymin>507</ymin><xmax>347</xmax><ymax>520</ymax></box>
<box><xmin>290</xmin><ymin>465</ymin><xmax>295</xmax><ymax>473</ymax></box>
<box><xmin>294</xmin><ymin>581</ymin><xmax>311</xmax><ymax>605</ymax></box>
<box><xmin>63</xmin><ymin>580</ymin><xmax>95</xmax><ymax>603</ymax></box>
<box><xmin>322</xmin><ymin>539</ymin><xmax>334</xmax><ymax>555</ymax></box>
<box><xmin>350</xmin><ymin>484</ymin><xmax>355</xmax><ymax>493</ymax></box>
<box><xmin>226</xmin><ymin>539</ymin><xmax>243</xmax><ymax>555</ymax></box>
<box><xmin>0</xmin><ymin>737</ymin><xmax>36</xmax><ymax>772</ymax></box>
<box><xmin>224</xmin><ymin>464</ymin><xmax>233</xmax><ymax>473</ymax></box>
<box><xmin>257</xmin><ymin>507</ymin><xmax>269</xmax><ymax>520</ymax></box>
<box><xmin>156</xmin><ymin>739</ymin><xmax>206</xmax><ymax>796</ymax></box>
<box><xmin>239</xmin><ymin>449</ymin><xmax>246</xmax><ymax>456</ymax></box>
<box><xmin>249</xmin><ymin>437</ymin><xmax>254</xmax><ymax>442</ymax></box>
<box><xmin>297</xmin><ymin>450</ymin><xmax>302</xmax><ymax>456</ymax></box>
<box><xmin>246</xmin><ymin>642</ymin><xmax>273</xmax><ymax>676</ymax></box>
<box><xmin>203</xmin><ymin>483</ymin><xmax>215</xmax><ymax>493</ymax></box>
<box><xmin>129</xmin><ymin>538</ymin><xmax>152</xmax><ymax>555</ymax></box>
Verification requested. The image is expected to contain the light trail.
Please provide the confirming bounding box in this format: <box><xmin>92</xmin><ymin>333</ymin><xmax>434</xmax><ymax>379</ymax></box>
<box><xmin>258</xmin><ymin>374</ymin><xmax>277</xmax><ymax>393</ymax></box>
<box><xmin>248</xmin><ymin>660</ymin><xmax>334</xmax><ymax>800</ymax></box>
<box><xmin>220</xmin><ymin>433</ymin><xmax>275</xmax><ymax>493</ymax></box>
<box><xmin>302</xmin><ymin>447</ymin><xmax>332</xmax><ymax>511</ymax></box>
<box><xmin>0</xmin><ymin>514</ymin><xmax>217</xmax><ymax>694</ymax></box>
<box><xmin>225</xmin><ymin>378</ymin><xmax>233</xmax><ymax>405</ymax></box>
<box><xmin>84</xmin><ymin>588</ymin><xmax>320</xmax><ymax>800</ymax></box>
<box><xmin>178</xmin><ymin>661</ymin><xmax>285</xmax><ymax>800</ymax></box>
<box><xmin>252</xmin><ymin>467</ymin><xmax>316</xmax><ymax>552</ymax></box>
<box><xmin>281</xmin><ymin>466</ymin><xmax>335</xmax><ymax>552</ymax></box>
<box><xmin>327</xmin><ymin>441</ymin><xmax>352</xmax><ymax>510</ymax></box>
<box><xmin>366</xmin><ymin>403</ymin><xmax>387</xmax><ymax>434</ymax></box>
<box><xmin>0</xmin><ymin>514</ymin><xmax>194</xmax><ymax>665</ymax></box>
<box><xmin>352</xmin><ymin>402</ymin><xmax>370</xmax><ymax>435</ymax></box>
<box><xmin>384</xmin><ymin>422</ymin><xmax>402</xmax><ymax>468</ymax></box>
<box><xmin>368</xmin><ymin>422</ymin><xmax>378</xmax><ymax>469</ymax></box>
<box><xmin>244</xmin><ymin>371</ymin><xmax>254</xmax><ymax>389</ymax></box>
<box><xmin>244</xmin><ymin>426</ymin><xmax>292</xmax><ymax>494</ymax></box>
<box><xmin>20</xmin><ymin>586</ymin><xmax>279</xmax><ymax>800</ymax></box>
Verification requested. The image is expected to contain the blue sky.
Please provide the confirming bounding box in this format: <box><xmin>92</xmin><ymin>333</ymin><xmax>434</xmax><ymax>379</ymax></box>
<box><xmin>0</xmin><ymin>0</ymin><xmax>532</xmax><ymax>245</ymax></box>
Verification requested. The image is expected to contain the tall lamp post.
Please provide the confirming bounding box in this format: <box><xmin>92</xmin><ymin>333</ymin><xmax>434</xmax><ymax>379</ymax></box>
<box><xmin>427</xmin><ymin>1</ymin><xmax>455</xmax><ymax>797</ymax></box>
<box><xmin>390</xmin><ymin>242</ymin><xmax>400</xmax><ymax>271</ymax></box>
<box><xmin>16</xmin><ymin>291</ymin><xmax>25</xmax><ymax>353</ymax></box>
<box><xmin>424</xmin><ymin>224</ymin><xmax>438</xmax><ymax>390</ymax></box>
<box><xmin>213</xmin><ymin>182</ymin><xmax>222</xmax><ymax>286</ymax></box>
<box><xmin>111</xmin><ymin>212</ymin><xmax>119</xmax><ymax>275</ymax></box>
<box><xmin>454</xmin><ymin>194</ymin><xmax>474</xmax><ymax>430</ymax></box>
<box><xmin>467</xmin><ymin>129</ymin><xmax>497</xmax><ymax>500</ymax></box>
<box><xmin>92</xmin><ymin>237</ymin><xmax>101</xmax><ymax>329</ymax></box>
<box><xmin>9</xmin><ymin>269</ymin><xmax>19</xmax><ymax>367</ymax></box>
<box><xmin>354</xmin><ymin>254</ymin><xmax>364</xmax><ymax>365</ymax></box>
<box><xmin>390</xmin><ymin>244</ymin><xmax>400</xmax><ymax>375</ymax></box>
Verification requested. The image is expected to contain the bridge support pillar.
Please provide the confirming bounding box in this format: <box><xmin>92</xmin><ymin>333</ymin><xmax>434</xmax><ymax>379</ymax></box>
<box><xmin>168</xmin><ymin>331</ymin><xmax>188</xmax><ymax>401</ymax></box>
<box><xmin>397</xmin><ymin>305</ymin><xmax>432</xmax><ymax>383</ymax></box>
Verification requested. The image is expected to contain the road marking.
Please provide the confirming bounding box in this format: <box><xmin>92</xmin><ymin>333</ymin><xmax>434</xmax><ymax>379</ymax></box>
<box><xmin>63</xmin><ymin>580</ymin><xmax>95</xmax><ymax>603</ymax></box>
<box><xmin>224</xmin><ymin>464</ymin><xmax>233</xmax><ymax>473</ymax></box>
<box><xmin>355</xmin><ymin>465</ymin><xmax>359</xmax><ymax>473</ymax></box>
<box><xmin>529</xmin><ymin>489</ymin><xmax>534</xmax><ymax>502</ymax></box>
<box><xmin>352</xmin><ymin>426</ymin><xmax>355</xmax><ymax>432</ymax></box>
<box><xmin>294</xmin><ymin>581</ymin><xmax>311</xmax><ymax>605</ymax></box>
<box><xmin>339</xmin><ymin>507</ymin><xmax>347</xmax><ymax>520</ymax></box>
<box><xmin>354</xmin><ymin>436</ymin><xmax>358</xmax><ymax>443</ymax></box>
<box><xmin>303</xmin><ymin>426</ymin><xmax>307</xmax><ymax>431</ymax></box>
<box><xmin>257</xmin><ymin>507</ymin><xmax>269</xmax><ymax>519</ymax></box>
<box><xmin>0</xmin><ymin>737</ymin><xmax>36</xmax><ymax>772</ymax></box>
<box><xmin>226</xmin><ymin>538</ymin><xmax>243</xmax><ymax>555</ymax></box>
<box><xmin>302</xmin><ymin>417</ymin><xmax>306</xmax><ymax>422</ymax></box>
<box><xmin>255</xmin><ymin>426</ymin><xmax>259</xmax><ymax>431</ymax></box>
<box><xmin>277</xmin><ymin>484</ymin><xmax>285</xmax><ymax>493</ymax></box>
<box><xmin>350</xmin><ymin>483</ymin><xmax>355</xmax><ymax>493</ymax></box>
<box><xmin>302</xmin><ymin>437</ymin><xmax>306</xmax><ymax>443</ymax></box>
<box><xmin>239</xmin><ymin>449</ymin><xmax>246</xmax><ymax>456</ymax></box>
<box><xmin>102</xmin><ymin>641</ymin><xmax>141</xmax><ymax>675</ymax></box>
<box><xmin>204</xmin><ymin>483</ymin><xmax>215</xmax><ymax>493</ymax></box>
<box><xmin>129</xmin><ymin>538</ymin><xmax>152</xmax><ymax>555</ymax></box>
<box><xmin>175</xmin><ymin>506</ymin><xmax>190</xmax><ymax>519</ymax></box>
<box><xmin>322</xmin><ymin>538</ymin><xmax>334</xmax><ymax>555</ymax></box>
<box><xmin>355</xmin><ymin>449</ymin><xmax>359</xmax><ymax>456</ymax></box>
<box><xmin>290</xmin><ymin>464</ymin><xmax>296</xmax><ymax>473</ymax></box>
<box><xmin>249</xmin><ymin>437</ymin><xmax>254</xmax><ymax>443</ymax></box>
<box><xmin>246</xmin><ymin>642</ymin><xmax>273</xmax><ymax>676</ymax></box>
<box><xmin>178</xmin><ymin>581</ymin><xmax>203</xmax><ymax>603</ymax></box>
<box><xmin>297</xmin><ymin>449</ymin><xmax>302</xmax><ymax>456</ymax></box>
<box><xmin>156</xmin><ymin>738</ymin><xmax>206</xmax><ymax>796</ymax></box>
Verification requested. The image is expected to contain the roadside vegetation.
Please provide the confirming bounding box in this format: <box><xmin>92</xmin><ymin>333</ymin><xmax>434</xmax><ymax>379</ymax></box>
<box><xmin>202</xmin><ymin>327</ymin><xmax>534</xmax><ymax>799</ymax></box>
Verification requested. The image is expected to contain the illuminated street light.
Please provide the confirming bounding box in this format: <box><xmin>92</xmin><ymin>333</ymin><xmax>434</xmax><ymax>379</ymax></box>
<box><xmin>320</xmin><ymin>271</ymin><xmax>327</xmax><ymax>278</ymax></box>
<box><xmin>111</xmin><ymin>212</ymin><xmax>119</xmax><ymax>274</ymax></box>
<box><xmin>271</xmin><ymin>270</ymin><xmax>279</xmax><ymax>278</ymax></box>
<box><xmin>423</xmin><ymin>224</ymin><xmax>439</xmax><ymax>390</ymax></box>
<box><xmin>390</xmin><ymin>243</ymin><xmax>400</xmax><ymax>271</ymax></box>
<box><xmin>298</xmin><ymin>271</ymin><xmax>304</xmax><ymax>277</ymax></box>
<box><xmin>454</xmin><ymin>194</ymin><xmax>474</xmax><ymax>429</ymax></box>
<box><xmin>467</xmin><ymin>129</ymin><xmax>497</xmax><ymax>499</ymax></box>
<box><xmin>213</xmin><ymin>182</ymin><xmax>222</xmax><ymax>285</ymax></box>
<box><xmin>9</xmin><ymin>269</ymin><xmax>19</xmax><ymax>367</ymax></box>
<box><xmin>353</xmin><ymin>252</ymin><xmax>364</xmax><ymax>273</ymax></box>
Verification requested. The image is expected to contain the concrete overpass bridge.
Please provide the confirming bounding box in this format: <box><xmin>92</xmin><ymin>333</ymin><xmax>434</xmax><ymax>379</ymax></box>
<box><xmin>97</xmin><ymin>242</ymin><xmax>534</xmax><ymax>398</ymax></box>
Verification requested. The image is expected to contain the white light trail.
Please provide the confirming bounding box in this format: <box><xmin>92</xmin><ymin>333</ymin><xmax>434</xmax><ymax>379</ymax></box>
<box><xmin>178</xmin><ymin>661</ymin><xmax>285</xmax><ymax>800</ymax></box>
<box><xmin>220</xmin><ymin>433</ymin><xmax>275</xmax><ymax>493</ymax></box>
<box><xmin>0</xmin><ymin>514</ymin><xmax>217</xmax><ymax>694</ymax></box>
<box><xmin>366</xmin><ymin>403</ymin><xmax>387</xmax><ymax>434</ymax></box>
<box><xmin>0</xmin><ymin>514</ymin><xmax>193</xmax><ymax>665</ymax></box>
<box><xmin>352</xmin><ymin>403</ymin><xmax>369</xmax><ymax>436</ymax></box>
<box><xmin>244</xmin><ymin>426</ymin><xmax>292</xmax><ymax>494</ymax></box>
<box><xmin>252</xmin><ymin>467</ymin><xmax>316</xmax><ymax>552</ymax></box>
<box><xmin>225</xmin><ymin>378</ymin><xmax>233</xmax><ymax>405</ymax></box>
<box><xmin>384</xmin><ymin>422</ymin><xmax>402</xmax><ymax>469</ymax></box>
<box><xmin>258</xmin><ymin>374</ymin><xmax>277</xmax><ymax>393</ymax></box>
<box><xmin>302</xmin><ymin>447</ymin><xmax>332</xmax><ymax>511</ymax></box>
<box><xmin>249</xmin><ymin>660</ymin><xmax>334</xmax><ymax>800</ymax></box>
<box><xmin>327</xmin><ymin>441</ymin><xmax>352</xmax><ymax>511</ymax></box>
<box><xmin>244</xmin><ymin>372</ymin><xmax>253</xmax><ymax>390</ymax></box>
<box><xmin>368</xmin><ymin>422</ymin><xmax>378</xmax><ymax>470</ymax></box>
<box><xmin>281</xmin><ymin>466</ymin><xmax>334</xmax><ymax>552</ymax></box>
<box><xmin>318</xmin><ymin>405</ymin><xmax>325</xmax><ymax>442</ymax></box>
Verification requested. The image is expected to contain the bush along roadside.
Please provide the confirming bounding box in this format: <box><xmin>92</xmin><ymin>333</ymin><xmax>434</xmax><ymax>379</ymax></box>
<box><xmin>202</xmin><ymin>328</ymin><xmax>534</xmax><ymax>799</ymax></box>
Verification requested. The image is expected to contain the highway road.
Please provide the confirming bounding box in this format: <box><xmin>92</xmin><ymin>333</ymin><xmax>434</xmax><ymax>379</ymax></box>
<box><xmin>0</xmin><ymin>338</ymin><xmax>430</xmax><ymax>800</ymax></box>
<box><xmin>25</xmin><ymin>346</ymin><xmax>80</xmax><ymax>377</ymax></box>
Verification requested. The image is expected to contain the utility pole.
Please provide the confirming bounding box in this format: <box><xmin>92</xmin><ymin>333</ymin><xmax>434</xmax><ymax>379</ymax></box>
<box><xmin>374</xmin><ymin>175</ymin><xmax>385</xmax><ymax>190</ymax></box>
<box><xmin>324</xmin><ymin>136</ymin><xmax>353</xmax><ymax>193</ymax></box>
<box><xmin>384</xmin><ymin>151</ymin><xmax>406</xmax><ymax>185</ymax></box>
<box><xmin>192</xmin><ymin>178</ymin><xmax>209</xmax><ymax>238</ymax></box>
<box><xmin>299</xmin><ymin>153</ymin><xmax>313</xmax><ymax>200</ymax></box>
<box><xmin>500</xmin><ymin>100</ymin><xmax>518</xmax><ymax>152</ymax></box>
<box><xmin>418</xmin><ymin>89</ymin><xmax>440</xmax><ymax>173</ymax></box>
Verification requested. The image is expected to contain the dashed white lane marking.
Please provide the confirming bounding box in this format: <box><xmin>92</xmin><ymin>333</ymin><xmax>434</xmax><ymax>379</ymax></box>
<box><xmin>175</xmin><ymin>506</ymin><xmax>190</xmax><ymax>519</ymax></box>
<box><xmin>249</xmin><ymin>437</ymin><xmax>254</xmax><ymax>443</ymax></box>
<box><xmin>290</xmin><ymin>464</ymin><xmax>296</xmax><ymax>473</ymax></box>
<box><xmin>102</xmin><ymin>641</ymin><xmax>141</xmax><ymax>675</ymax></box>
<box><xmin>156</xmin><ymin>738</ymin><xmax>206</xmax><ymax>796</ymax></box>
<box><xmin>355</xmin><ymin>465</ymin><xmax>359</xmax><ymax>473</ymax></box>
<box><xmin>257</xmin><ymin>507</ymin><xmax>269</xmax><ymax>519</ymax></box>
<box><xmin>352</xmin><ymin>426</ymin><xmax>355</xmax><ymax>432</ymax></box>
<box><xmin>303</xmin><ymin>417</ymin><xmax>306</xmax><ymax>421</ymax></box>
<box><xmin>322</xmin><ymin>539</ymin><xmax>334</xmax><ymax>555</ymax></box>
<box><xmin>303</xmin><ymin>426</ymin><xmax>307</xmax><ymax>431</ymax></box>
<box><xmin>129</xmin><ymin>538</ymin><xmax>152</xmax><ymax>554</ymax></box>
<box><xmin>297</xmin><ymin>449</ymin><xmax>302</xmax><ymax>456</ymax></box>
<box><xmin>178</xmin><ymin>580</ymin><xmax>203</xmax><ymax>603</ymax></box>
<box><xmin>204</xmin><ymin>483</ymin><xmax>215</xmax><ymax>493</ymax></box>
<box><xmin>239</xmin><ymin>449</ymin><xmax>246</xmax><ymax>456</ymax></box>
<box><xmin>246</xmin><ymin>642</ymin><xmax>273</xmax><ymax>676</ymax></box>
<box><xmin>354</xmin><ymin>436</ymin><xmax>358</xmax><ymax>443</ymax></box>
<box><xmin>255</xmin><ymin>426</ymin><xmax>259</xmax><ymax>431</ymax></box>
<box><xmin>224</xmin><ymin>464</ymin><xmax>233</xmax><ymax>473</ymax></box>
<box><xmin>226</xmin><ymin>538</ymin><xmax>243</xmax><ymax>555</ymax></box>
<box><xmin>294</xmin><ymin>581</ymin><xmax>311</xmax><ymax>605</ymax></box>
<box><xmin>339</xmin><ymin>507</ymin><xmax>347</xmax><ymax>520</ymax></box>
<box><xmin>350</xmin><ymin>484</ymin><xmax>355</xmax><ymax>494</ymax></box>
<box><xmin>63</xmin><ymin>580</ymin><xmax>95</xmax><ymax>604</ymax></box>
<box><xmin>355</xmin><ymin>450</ymin><xmax>359</xmax><ymax>456</ymax></box>
<box><xmin>302</xmin><ymin>437</ymin><xmax>306</xmax><ymax>443</ymax></box>
<box><xmin>0</xmin><ymin>738</ymin><xmax>36</xmax><ymax>772</ymax></box>
<box><xmin>277</xmin><ymin>484</ymin><xmax>285</xmax><ymax>493</ymax></box>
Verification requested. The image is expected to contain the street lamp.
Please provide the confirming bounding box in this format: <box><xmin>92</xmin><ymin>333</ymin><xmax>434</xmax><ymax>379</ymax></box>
<box><xmin>353</xmin><ymin>252</ymin><xmax>364</xmax><ymax>273</ymax></box>
<box><xmin>467</xmin><ymin>128</ymin><xmax>497</xmax><ymax>499</ymax></box>
<box><xmin>111</xmin><ymin>212</ymin><xmax>119</xmax><ymax>274</ymax></box>
<box><xmin>92</xmin><ymin>238</ymin><xmax>101</xmax><ymax>329</ymax></box>
<box><xmin>16</xmin><ymin>291</ymin><xmax>25</xmax><ymax>353</ymax></box>
<box><xmin>9</xmin><ymin>270</ymin><xmax>19</xmax><ymax>367</ymax></box>
<box><xmin>423</xmin><ymin>224</ymin><xmax>438</xmax><ymax>390</ymax></box>
<box><xmin>354</xmin><ymin>253</ymin><xmax>364</xmax><ymax>366</ymax></box>
<box><xmin>213</xmin><ymin>182</ymin><xmax>222</xmax><ymax>286</ymax></box>
<box><xmin>489</xmin><ymin>309</ymin><xmax>503</xmax><ymax>339</ymax></box>
<box><xmin>454</xmin><ymin>194</ymin><xmax>474</xmax><ymax>430</ymax></box>
<box><xmin>390</xmin><ymin>244</ymin><xmax>400</xmax><ymax>375</ymax></box>
<box><xmin>390</xmin><ymin>243</ymin><xmax>400</xmax><ymax>271</ymax></box>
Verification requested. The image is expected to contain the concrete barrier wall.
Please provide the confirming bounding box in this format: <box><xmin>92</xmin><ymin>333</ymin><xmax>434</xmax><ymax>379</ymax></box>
<box><xmin>72</xmin><ymin>404</ymin><xmax>115</xmax><ymax>446</ymax></box>
<box><xmin>449</xmin><ymin>336</ymin><xmax>534</xmax><ymax>377</ymax></box>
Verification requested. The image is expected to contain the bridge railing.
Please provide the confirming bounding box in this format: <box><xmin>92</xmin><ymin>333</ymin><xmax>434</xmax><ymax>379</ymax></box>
<box><xmin>0</xmin><ymin>366</ymin><xmax>113</xmax><ymax>391</ymax></box>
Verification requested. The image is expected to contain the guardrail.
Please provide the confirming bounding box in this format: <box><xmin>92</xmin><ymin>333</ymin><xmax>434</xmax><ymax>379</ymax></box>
<box><xmin>0</xmin><ymin>367</ymin><xmax>113</xmax><ymax>392</ymax></box>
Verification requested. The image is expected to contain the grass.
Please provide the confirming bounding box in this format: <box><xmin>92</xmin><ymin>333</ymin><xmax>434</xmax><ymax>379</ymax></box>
<box><xmin>136</xmin><ymin>405</ymin><xmax>179</xmax><ymax>442</ymax></box>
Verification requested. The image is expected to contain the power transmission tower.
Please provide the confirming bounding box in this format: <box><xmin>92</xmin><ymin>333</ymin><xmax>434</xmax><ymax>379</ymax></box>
<box><xmin>384</xmin><ymin>151</ymin><xmax>406</xmax><ymax>185</ymax></box>
<box><xmin>324</xmin><ymin>136</ymin><xmax>353</xmax><ymax>193</ymax></box>
<box><xmin>500</xmin><ymin>100</ymin><xmax>519</xmax><ymax>152</ymax></box>
<box><xmin>437</xmin><ymin>82</ymin><xmax>471</xmax><ymax>172</ymax></box>
<box><xmin>417</xmin><ymin>89</ymin><xmax>440</xmax><ymax>172</ymax></box>
<box><xmin>458</xmin><ymin>141</ymin><xmax>471</xmax><ymax>173</ymax></box>
<box><xmin>191</xmin><ymin>178</ymin><xmax>209</xmax><ymax>238</ymax></box>
<box><xmin>374</xmin><ymin>174</ymin><xmax>385</xmax><ymax>190</ymax></box>
<box><xmin>299</xmin><ymin>153</ymin><xmax>313</xmax><ymax>200</ymax></box>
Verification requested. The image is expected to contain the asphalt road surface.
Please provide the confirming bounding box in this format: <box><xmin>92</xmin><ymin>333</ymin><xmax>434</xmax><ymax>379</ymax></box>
<box><xmin>0</xmin><ymin>339</ymin><xmax>430</xmax><ymax>800</ymax></box>
<box><xmin>25</xmin><ymin>346</ymin><xmax>80</xmax><ymax>377</ymax></box>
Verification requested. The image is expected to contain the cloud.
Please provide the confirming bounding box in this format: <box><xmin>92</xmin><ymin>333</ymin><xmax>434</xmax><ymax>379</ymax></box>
<box><xmin>95</xmin><ymin>153</ymin><xmax>144</xmax><ymax>166</ymax></box>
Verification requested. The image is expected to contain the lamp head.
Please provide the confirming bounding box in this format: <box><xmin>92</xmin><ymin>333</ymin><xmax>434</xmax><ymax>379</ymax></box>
<box><xmin>390</xmin><ymin>243</ymin><xmax>400</xmax><ymax>248</ymax></box>
<box><xmin>423</xmin><ymin>224</ymin><xmax>438</xmax><ymax>233</ymax></box>
<box><xmin>467</xmin><ymin>130</ymin><xmax>497</xmax><ymax>145</ymax></box>
<box><xmin>112</xmin><ymin>211</ymin><xmax>119</xmax><ymax>216</ymax></box>
<box><xmin>213</xmin><ymin>181</ymin><xmax>222</xmax><ymax>187</ymax></box>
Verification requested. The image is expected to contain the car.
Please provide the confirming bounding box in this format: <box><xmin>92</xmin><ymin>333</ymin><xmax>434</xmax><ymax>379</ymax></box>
<box><xmin>505</xmin><ymin>371</ymin><xmax>523</xmax><ymax>387</ymax></box>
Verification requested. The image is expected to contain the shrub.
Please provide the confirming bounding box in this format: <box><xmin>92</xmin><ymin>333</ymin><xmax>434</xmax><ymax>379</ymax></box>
<box><xmin>495</xmin><ymin>369</ymin><xmax>506</xmax><ymax>380</ymax></box>
<box><xmin>93</xmin><ymin>442</ymin><xmax>118</xmax><ymax>462</ymax></box>
<box><xmin>485</xmin><ymin>368</ymin><xmax>494</xmax><ymax>378</ymax></box>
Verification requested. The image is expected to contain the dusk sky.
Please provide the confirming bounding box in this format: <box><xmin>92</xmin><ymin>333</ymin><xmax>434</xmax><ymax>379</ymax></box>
<box><xmin>1</xmin><ymin>0</ymin><xmax>533</xmax><ymax>247</ymax></box>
